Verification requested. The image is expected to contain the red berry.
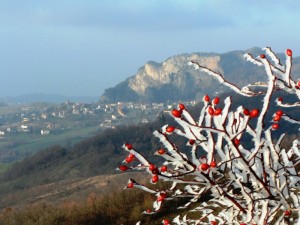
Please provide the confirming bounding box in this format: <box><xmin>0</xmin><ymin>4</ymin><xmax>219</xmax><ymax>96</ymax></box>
<box><xmin>286</xmin><ymin>49</ymin><xmax>292</xmax><ymax>57</ymax></box>
<box><xmin>243</xmin><ymin>108</ymin><xmax>250</xmax><ymax>116</ymax></box>
<box><xmin>128</xmin><ymin>153</ymin><xmax>135</xmax><ymax>158</ymax></box>
<box><xmin>172</xmin><ymin>109</ymin><xmax>182</xmax><ymax>118</ymax></box>
<box><xmin>210</xmin><ymin>161</ymin><xmax>217</xmax><ymax>168</ymax></box>
<box><xmin>284</xmin><ymin>210</ymin><xmax>291</xmax><ymax>216</ymax></box>
<box><xmin>146</xmin><ymin>209</ymin><xmax>151</xmax><ymax>213</ymax></box>
<box><xmin>160</xmin><ymin>192</ymin><xmax>167</xmax><ymax>198</ymax></box>
<box><xmin>127</xmin><ymin>182</ymin><xmax>134</xmax><ymax>188</ymax></box>
<box><xmin>233</xmin><ymin>138</ymin><xmax>240</xmax><ymax>146</ymax></box>
<box><xmin>152</xmin><ymin>174</ymin><xmax>159</xmax><ymax>183</ymax></box>
<box><xmin>160</xmin><ymin>165</ymin><xmax>167</xmax><ymax>172</ymax></box>
<box><xmin>272</xmin><ymin>123</ymin><xmax>280</xmax><ymax>130</ymax></box>
<box><xmin>163</xmin><ymin>219</ymin><xmax>170</xmax><ymax>225</ymax></box>
<box><xmin>166</xmin><ymin>126</ymin><xmax>175</xmax><ymax>133</ymax></box>
<box><xmin>273</xmin><ymin>115</ymin><xmax>281</xmax><ymax>122</ymax></box>
<box><xmin>157</xmin><ymin>149</ymin><xmax>166</xmax><ymax>154</ymax></box>
<box><xmin>298</xmin><ymin>80</ymin><xmax>300</xmax><ymax>87</ymax></box>
<box><xmin>211</xmin><ymin>221</ymin><xmax>218</xmax><ymax>225</ymax></box>
<box><xmin>277</xmin><ymin>97</ymin><xmax>283</xmax><ymax>102</ymax></box>
<box><xmin>250</xmin><ymin>109</ymin><xmax>259</xmax><ymax>118</ymax></box>
<box><xmin>157</xmin><ymin>193</ymin><xmax>167</xmax><ymax>202</ymax></box>
<box><xmin>119</xmin><ymin>165</ymin><xmax>129</xmax><ymax>171</ymax></box>
<box><xmin>260</xmin><ymin>54</ymin><xmax>266</xmax><ymax>58</ymax></box>
<box><xmin>213</xmin><ymin>97</ymin><xmax>220</xmax><ymax>105</ymax></box>
<box><xmin>276</xmin><ymin>109</ymin><xmax>283</xmax><ymax>116</ymax></box>
<box><xmin>125</xmin><ymin>143</ymin><xmax>133</xmax><ymax>150</ymax></box>
<box><xmin>189</xmin><ymin>139</ymin><xmax>195</xmax><ymax>145</ymax></box>
<box><xmin>149</xmin><ymin>164</ymin><xmax>155</xmax><ymax>171</ymax></box>
<box><xmin>240</xmin><ymin>223</ymin><xmax>247</xmax><ymax>225</ymax></box>
<box><xmin>243</xmin><ymin>109</ymin><xmax>250</xmax><ymax>116</ymax></box>
<box><xmin>200</xmin><ymin>163</ymin><xmax>210</xmax><ymax>171</ymax></box>
<box><xmin>208</xmin><ymin>106</ymin><xmax>214</xmax><ymax>115</ymax></box>
<box><xmin>214</xmin><ymin>108</ymin><xmax>222</xmax><ymax>116</ymax></box>
<box><xmin>178</xmin><ymin>103</ymin><xmax>185</xmax><ymax>110</ymax></box>
<box><xmin>203</xmin><ymin>95</ymin><xmax>210</xmax><ymax>102</ymax></box>
<box><xmin>125</xmin><ymin>156</ymin><xmax>134</xmax><ymax>163</ymax></box>
<box><xmin>157</xmin><ymin>196</ymin><xmax>164</xmax><ymax>202</ymax></box>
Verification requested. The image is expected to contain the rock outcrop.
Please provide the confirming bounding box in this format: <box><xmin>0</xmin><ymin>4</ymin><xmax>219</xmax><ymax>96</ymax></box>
<box><xmin>101</xmin><ymin>48</ymin><xmax>300</xmax><ymax>103</ymax></box>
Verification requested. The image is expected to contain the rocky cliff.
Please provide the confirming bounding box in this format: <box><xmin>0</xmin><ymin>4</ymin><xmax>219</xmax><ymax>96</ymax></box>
<box><xmin>101</xmin><ymin>48</ymin><xmax>300</xmax><ymax>103</ymax></box>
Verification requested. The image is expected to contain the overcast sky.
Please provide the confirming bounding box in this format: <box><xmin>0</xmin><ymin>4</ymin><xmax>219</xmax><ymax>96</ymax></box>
<box><xmin>0</xmin><ymin>0</ymin><xmax>299</xmax><ymax>97</ymax></box>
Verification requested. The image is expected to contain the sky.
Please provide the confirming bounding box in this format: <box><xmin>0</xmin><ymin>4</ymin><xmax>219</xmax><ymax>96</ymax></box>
<box><xmin>0</xmin><ymin>0</ymin><xmax>300</xmax><ymax>97</ymax></box>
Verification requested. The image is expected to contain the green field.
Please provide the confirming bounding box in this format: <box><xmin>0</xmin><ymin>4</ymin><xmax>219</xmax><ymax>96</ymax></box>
<box><xmin>0</xmin><ymin>126</ymin><xmax>102</xmax><ymax>168</ymax></box>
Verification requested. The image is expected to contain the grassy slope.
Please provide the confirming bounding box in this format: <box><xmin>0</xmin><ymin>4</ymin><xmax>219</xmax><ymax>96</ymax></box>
<box><xmin>0</xmin><ymin>126</ymin><xmax>100</xmax><ymax>155</ymax></box>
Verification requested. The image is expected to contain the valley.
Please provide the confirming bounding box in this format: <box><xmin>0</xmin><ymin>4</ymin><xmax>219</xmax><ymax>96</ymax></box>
<box><xmin>0</xmin><ymin>99</ymin><xmax>198</xmax><ymax>167</ymax></box>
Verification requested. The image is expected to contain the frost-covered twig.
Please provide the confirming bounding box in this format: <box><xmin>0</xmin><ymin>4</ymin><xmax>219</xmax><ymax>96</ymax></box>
<box><xmin>116</xmin><ymin>47</ymin><xmax>300</xmax><ymax>224</ymax></box>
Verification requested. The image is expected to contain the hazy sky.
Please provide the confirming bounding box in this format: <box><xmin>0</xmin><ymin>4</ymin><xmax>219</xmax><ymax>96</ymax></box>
<box><xmin>0</xmin><ymin>0</ymin><xmax>299</xmax><ymax>97</ymax></box>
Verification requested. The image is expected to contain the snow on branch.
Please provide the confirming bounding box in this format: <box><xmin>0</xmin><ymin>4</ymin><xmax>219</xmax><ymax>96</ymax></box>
<box><xmin>116</xmin><ymin>47</ymin><xmax>300</xmax><ymax>224</ymax></box>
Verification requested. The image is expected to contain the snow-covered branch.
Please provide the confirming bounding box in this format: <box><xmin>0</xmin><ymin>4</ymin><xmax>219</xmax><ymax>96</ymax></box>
<box><xmin>116</xmin><ymin>47</ymin><xmax>300</xmax><ymax>224</ymax></box>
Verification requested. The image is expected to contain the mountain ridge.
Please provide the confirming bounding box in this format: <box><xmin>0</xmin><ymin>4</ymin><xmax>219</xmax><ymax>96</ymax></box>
<box><xmin>101</xmin><ymin>47</ymin><xmax>300</xmax><ymax>103</ymax></box>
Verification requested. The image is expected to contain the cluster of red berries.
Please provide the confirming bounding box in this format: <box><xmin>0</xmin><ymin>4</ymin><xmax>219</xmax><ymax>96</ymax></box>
<box><xmin>272</xmin><ymin>109</ymin><xmax>283</xmax><ymax>130</ymax></box>
<box><xmin>243</xmin><ymin>108</ymin><xmax>259</xmax><ymax>118</ymax></box>
<box><xmin>148</xmin><ymin>163</ymin><xmax>161</xmax><ymax>183</ymax></box>
<box><xmin>203</xmin><ymin>95</ymin><xmax>223</xmax><ymax>116</ymax></box>
<box><xmin>171</xmin><ymin>103</ymin><xmax>186</xmax><ymax>118</ymax></box>
<box><xmin>198</xmin><ymin>161</ymin><xmax>217</xmax><ymax>171</ymax></box>
<box><xmin>118</xmin><ymin>143</ymin><xmax>135</xmax><ymax>172</ymax></box>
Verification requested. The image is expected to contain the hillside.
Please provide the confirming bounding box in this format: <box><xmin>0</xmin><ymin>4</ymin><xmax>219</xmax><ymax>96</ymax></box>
<box><xmin>101</xmin><ymin>48</ymin><xmax>300</xmax><ymax>102</ymax></box>
<box><xmin>0</xmin><ymin>91</ymin><xmax>299</xmax><ymax>210</ymax></box>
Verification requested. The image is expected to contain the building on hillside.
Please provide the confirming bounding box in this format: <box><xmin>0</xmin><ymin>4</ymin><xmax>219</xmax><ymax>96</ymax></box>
<box><xmin>20</xmin><ymin>125</ymin><xmax>29</xmax><ymax>132</ymax></box>
<box><xmin>41</xmin><ymin>113</ymin><xmax>48</xmax><ymax>119</ymax></box>
<box><xmin>22</xmin><ymin>118</ymin><xmax>30</xmax><ymax>123</ymax></box>
<box><xmin>41</xmin><ymin>129</ymin><xmax>50</xmax><ymax>135</ymax></box>
<box><xmin>58</xmin><ymin>111</ymin><xmax>65</xmax><ymax>118</ymax></box>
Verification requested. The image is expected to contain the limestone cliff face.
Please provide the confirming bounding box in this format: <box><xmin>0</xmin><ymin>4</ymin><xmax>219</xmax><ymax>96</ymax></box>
<box><xmin>128</xmin><ymin>54</ymin><xmax>222</xmax><ymax>95</ymax></box>
<box><xmin>101</xmin><ymin>48</ymin><xmax>300</xmax><ymax>103</ymax></box>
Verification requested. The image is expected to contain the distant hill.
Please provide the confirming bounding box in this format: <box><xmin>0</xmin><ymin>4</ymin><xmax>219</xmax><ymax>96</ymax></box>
<box><xmin>0</xmin><ymin>93</ymin><xmax>99</xmax><ymax>104</ymax></box>
<box><xmin>101</xmin><ymin>47</ymin><xmax>300</xmax><ymax>103</ymax></box>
